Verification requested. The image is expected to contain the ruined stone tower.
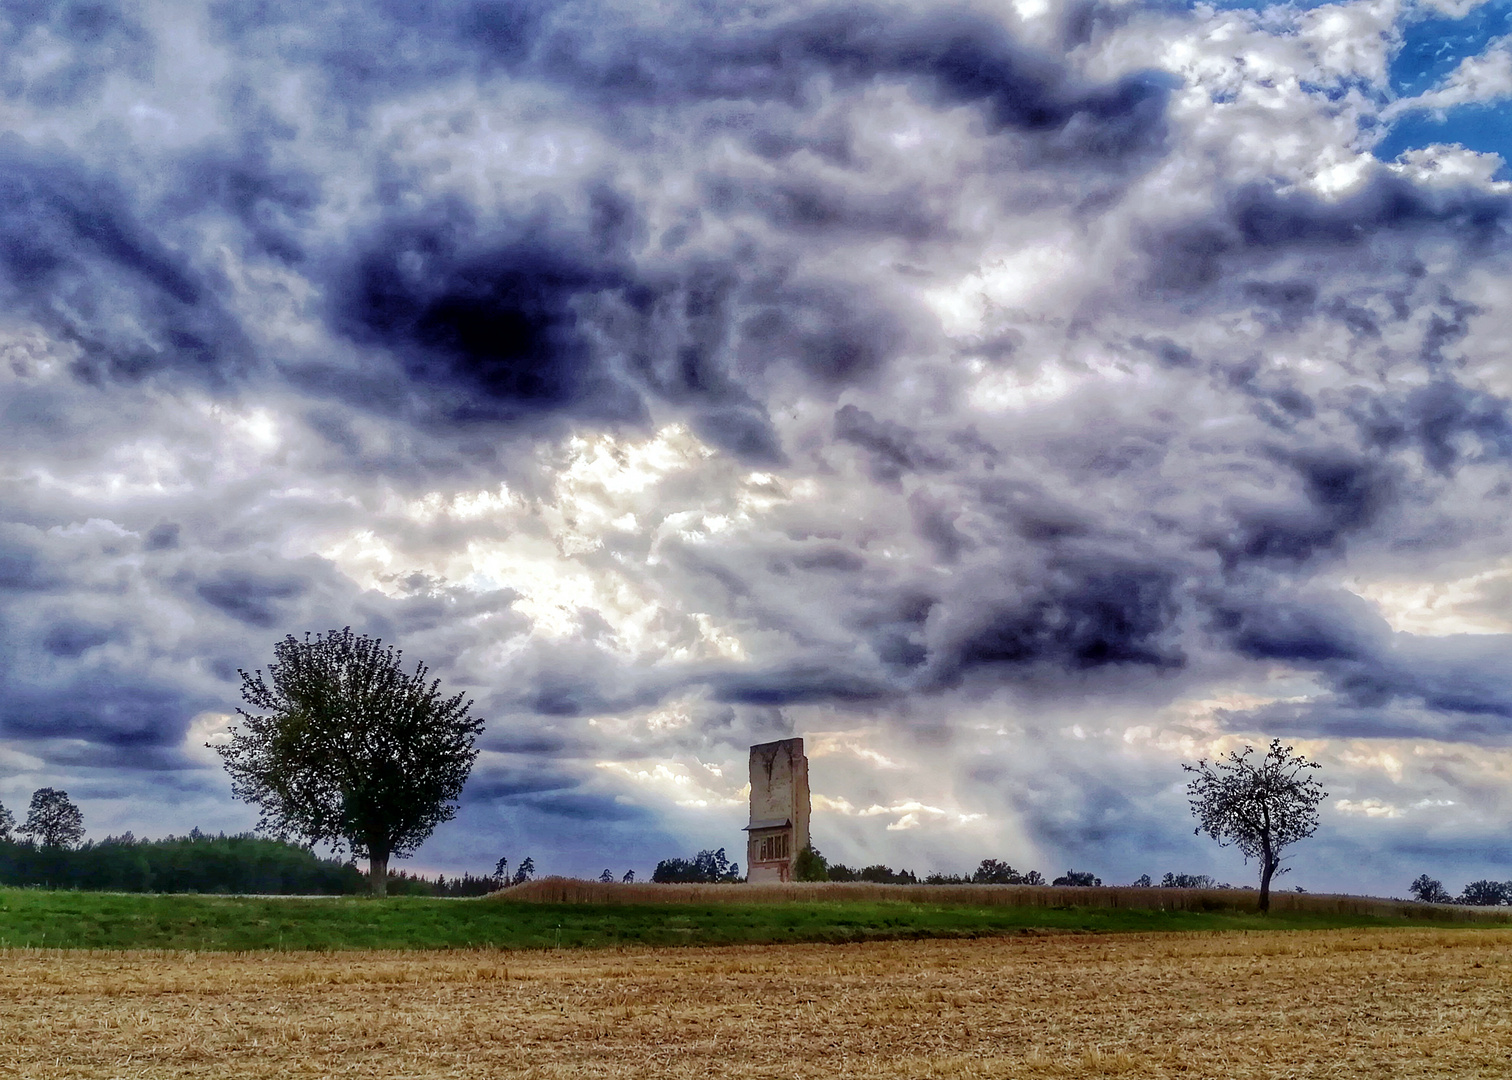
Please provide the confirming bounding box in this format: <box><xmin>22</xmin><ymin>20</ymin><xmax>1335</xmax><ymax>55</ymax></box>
<box><xmin>744</xmin><ymin>738</ymin><xmax>810</xmax><ymax>884</ymax></box>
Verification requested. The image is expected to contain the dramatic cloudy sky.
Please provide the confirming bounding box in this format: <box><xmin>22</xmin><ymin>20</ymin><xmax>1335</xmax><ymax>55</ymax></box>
<box><xmin>5</xmin><ymin>0</ymin><xmax>1512</xmax><ymax>895</ymax></box>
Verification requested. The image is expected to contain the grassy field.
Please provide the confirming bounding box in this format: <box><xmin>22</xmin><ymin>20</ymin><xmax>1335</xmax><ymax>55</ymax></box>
<box><xmin>0</xmin><ymin>884</ymin><xmax>1503</xmax><ymax>951</ymax></box>
<box><xmin>505</xmin><ymin>876</ymin><xmax>1510</xmax><ymax>919</ymax></box>
<box><xmin>3</xmin><ymin>927</ymin><xmax>1509</xmax><ymax>1078</ymax></box>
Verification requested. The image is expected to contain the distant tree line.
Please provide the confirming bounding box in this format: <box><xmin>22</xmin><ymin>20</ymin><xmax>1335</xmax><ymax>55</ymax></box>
<box><xmin>0</xmin><ymin>830</ymin><xmax>364</xmax><ymax>894</ymax></box>
<box><xmin>788</xmin><ymin>850</ymin><xmax>1103</xmax><ymax>886</ymax></box>
<box><xmin>651</xmin><ymin>843</ymin><xmax>1264</xmax><ymax>889</ymax></box>
<box><xmin>0</xmin><ymin>789</ymin><xmax>532</xmax><ymax>896</ymax></box>
<box><xmin>1410</xmin><ymin>874</ymin><xmax>1512</xmax><ymax>906</ymax></box>
<box><xmin>652</xmin><ymin>848</ymin><xmax>742</xmax><ymax>883</ymax></box>
<box><xmin>1128</xmin><ymin>873</ymin><xmax>1252</xmax><ymax>889</ymax></box>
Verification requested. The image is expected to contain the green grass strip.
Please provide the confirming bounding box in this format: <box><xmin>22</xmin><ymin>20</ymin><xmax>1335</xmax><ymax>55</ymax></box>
<box><xmin>0</xmin><ymin>888</ymin><xmax>1495</xmax><ymax>952</ymax></box>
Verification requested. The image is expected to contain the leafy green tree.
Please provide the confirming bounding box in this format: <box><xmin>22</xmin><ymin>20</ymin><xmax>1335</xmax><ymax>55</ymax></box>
<box><xmin>1408</xmin><ymin>874</ymin><xmax>1452</xmax><ymax>904</ymax></box>
<box><xmin>847</xmin><ymin>864</ymin><xmax>917</xmax><ymax>884</ymax></box>
<box><xmin>1185</xmin><ymin>739</ymin><xmax>1326</xmax><ymax>913</ymax></box>
<box><xmin>1161</xmin><ymin>872</ymin><xmax>1218</xmax><ymax>888</ymax></box>
<box><xmin>973</xmin><ymin>858</ymin><xmax>1030</xmax><ymax>884</ymax></box>
<box><xmin>20</xmin><ymin>788</ymin><xmax>84</xmax><ymax>848</ymax></box>
<box><xmin>215</xmin><ymin>628</ymin><xmax>483</xmax><ymax>896</ymax></box>
<box><xmin>0</xmin><ymin>798</ymin><xmax>14</xmax><ymax>841</ymax></box>
<box><xmin>1052</xmin><ymin>870</ymin><xmax>1101</xmax><ymax>886</ymax></box>
<box><xmin>794</xmin><ymin>845</ymin><xmax>829</xmax><ymax>881</ymax></box>
<box><xmin>652</xmin><ymin>848</ymin><xmax>741</xmax><ymax>883</ymax></box>
<box><xmin>1459</xmin><ymin>879</ymin><xmax>1509</xmax><ymax>906</ymax></box>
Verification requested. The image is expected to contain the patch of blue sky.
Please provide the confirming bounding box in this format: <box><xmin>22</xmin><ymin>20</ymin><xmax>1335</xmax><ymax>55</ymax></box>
<box><xmin>1190</xmin><ymin>0</ymin><xmax>1337</xmax><ymax>12</ymax></box>
<box><xmin>1372</xmin><ymin>2</ymin><xmax>1512</xmax><ymax>164</ymax></box>
<box><xmin>1389</xmin><ymin>1</ymin><xmax>1512</xmax><ymax>97</ymax></box>
<box><xmin>1373</xmin><ymin>101</ymin><xmax>1512</xmax><ymax>172</ymax></box>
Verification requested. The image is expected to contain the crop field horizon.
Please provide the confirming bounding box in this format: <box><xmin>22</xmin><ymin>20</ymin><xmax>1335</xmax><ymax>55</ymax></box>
<box><xmin>503</xmin><ymin>877</ymin><xmax>1512</xmax><ymax>921</ymax></box>
<box><xmin>2</xmin><ymin>883</ymin><xmax>1508</xmax><ymax>952</ymax></box>
<box><xmin>3</xmin><ymin>927</ymin><xmax>1508</xmax><ymax>1078</ymax></box>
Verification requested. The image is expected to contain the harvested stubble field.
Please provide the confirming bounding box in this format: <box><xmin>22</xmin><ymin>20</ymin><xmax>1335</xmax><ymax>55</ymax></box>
<box><xmin>3</xmin><ymin>928</ymin><xmax>1509</xmax><ymax>1079</ymax></box>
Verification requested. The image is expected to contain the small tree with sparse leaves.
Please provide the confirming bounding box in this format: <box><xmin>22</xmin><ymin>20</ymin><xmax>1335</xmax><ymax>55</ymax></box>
<box><xmin>513</xmin><ymin>856</ymin><xmax>535</xmax><ymax>884</ymax></box>
<box><xmin>1185</xmin><ymin>740</ymin><xmax>1326</xmax><ymax>913</ymax></box>
<box><xmin>20</xmin><ymin>788</ymin><xmax>85</xmax><ymax>848</ymax></box>
<box><xmin>215</xmin><ymin>628</ymin><xmax>483</xmax><ymax>897</ymax></box>
<box><xmin>622</xmin><ymin>869</ymin><xmax>635</xmax><ymax>883</ymax></box>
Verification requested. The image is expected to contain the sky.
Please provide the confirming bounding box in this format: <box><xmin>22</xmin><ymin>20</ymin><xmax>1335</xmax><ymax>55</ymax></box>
<box><xmin>4</xmin><ymin>0</ymin><xmax>1512</xmax><ymax>897</ymax></box>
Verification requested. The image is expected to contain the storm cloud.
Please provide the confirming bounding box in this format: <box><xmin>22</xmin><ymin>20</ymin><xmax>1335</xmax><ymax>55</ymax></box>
<box><xmin>2</xmin><ymin>0</ymin><xmax>1512</xmax><ymax>893</ymax></box>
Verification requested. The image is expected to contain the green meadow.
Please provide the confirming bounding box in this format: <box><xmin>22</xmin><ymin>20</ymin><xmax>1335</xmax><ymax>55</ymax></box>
<box><xmin>0</xmin><ymin>887</ymin><xmax>1496</xmax><ymax>952</ymax></box>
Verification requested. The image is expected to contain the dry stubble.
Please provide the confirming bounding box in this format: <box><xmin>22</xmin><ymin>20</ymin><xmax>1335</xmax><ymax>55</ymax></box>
<box><xmin>2</xmin><ymin>928</ymin><xmax>1508</xmax><ymax>1079</ymax></box>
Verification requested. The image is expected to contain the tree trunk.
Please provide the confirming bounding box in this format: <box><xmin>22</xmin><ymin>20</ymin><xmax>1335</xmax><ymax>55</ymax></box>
<box><xmin>1258</xmin><ymin>820</ymin><xmax>1276</xmax><ymax>914</ymax></box>
<box><xmin>1259</xmin><ymin>857</ymin><xmax>1276</xmax><ymax>914</ymax></box>
<box><xmin>369</xmin><ymin>850</ymin><xmax>390</xmax><ymax>897</ymax></box>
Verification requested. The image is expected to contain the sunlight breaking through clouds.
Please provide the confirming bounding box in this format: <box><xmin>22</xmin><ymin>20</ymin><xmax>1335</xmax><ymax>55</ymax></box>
<box><xmin>2</xmin><ymin>0</ymin><xmax>1512</xmax><ymax>893</ymax></box>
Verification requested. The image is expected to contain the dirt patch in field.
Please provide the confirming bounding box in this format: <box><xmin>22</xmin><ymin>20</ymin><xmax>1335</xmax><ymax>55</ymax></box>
<box><xmin>2</xmin><ymin>928</ymin><xmax>1508</xmax><ymax>1078</ymax></box>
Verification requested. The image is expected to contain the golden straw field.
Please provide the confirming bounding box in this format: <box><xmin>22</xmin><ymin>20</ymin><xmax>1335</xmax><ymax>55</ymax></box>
<box><xmin>3</xmin><ymin>928</ymin><xmax>1508</xmax><ymax>1079</ymax></box>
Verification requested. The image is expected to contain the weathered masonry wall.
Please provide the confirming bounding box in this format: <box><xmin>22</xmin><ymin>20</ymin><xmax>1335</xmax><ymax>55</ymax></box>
<box><xmin>745</xmin><ymin>738</ymin><xmax>810</xmax><ymax>884</ymax></box>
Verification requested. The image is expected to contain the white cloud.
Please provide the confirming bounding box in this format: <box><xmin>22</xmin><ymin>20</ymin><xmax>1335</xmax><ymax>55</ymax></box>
<box><xmin>1387</xmin><ymin>35</ymin><xmax>1512</xmax><ymax>116</ymax></box>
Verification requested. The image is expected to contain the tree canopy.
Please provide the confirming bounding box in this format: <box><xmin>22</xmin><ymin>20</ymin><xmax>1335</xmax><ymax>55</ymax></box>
<box><xmin>652</xmin><ymin>848</ymin><xmax>741</xmax><ymax>883</ymax></box>
<box><xmin>1409</xmin><ymin>874</ymin><xmax>1453</xmax><ymax>905</ymax></box>
<box><xmin>215</xmin><ymin>628</ymin><xmax>483</xmax><ymax>896</ymax></box>
<box><xmin>20</xmin><ymin>788</ymin><xmax>84</xmax><ymax>848</ymax></box>
<box><xmin>1185</xmin><ymin>739</ymin><xmax>1326</xmax><ymax>912</ymax></box>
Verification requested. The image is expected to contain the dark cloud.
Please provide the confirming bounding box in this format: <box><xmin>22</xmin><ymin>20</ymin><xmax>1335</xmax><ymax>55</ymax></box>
<box><xmin>165</xmin><ymin>134</ymin><xmax>322</xmax><ymax>264</ymax></box>
<box><xmin>1142</xmin><ymin>174</ymin><xmax>1512</xmax><ymax>323</ymax></box>
<box><xmin>708</xmin><ymin>662</ymin><xmax>892</xmax><ymax>706</ymax></box>
<box><xmin>0</xmin><ymin>525</ymin><xmax>62</xmax><ymax>591</ymax></box>
<box><xmin>0</xmin><ymin>670</ymin><xmax>206</xmax><ymax>748</ymax></box>
<box><xmin>0</xmin><ymin>0</ymin><xmax>152</xmax><ymax>105</ymax></box>
<box><xmin>926</xmin><ymin>554</ymin><xmax>1186</xmax><ymax>687</ymax></box>
<box><xmin>1209</xmin><ymin>448</ymin><xmax>1399</xmax><ymax>569</ymax></box>
<box><xmin>218</xmin><ymin>1</ymin><xmax>1174</xmax><ymax>155</ymax></box>
<box><xmin>40</xmin><ymin>619</ymin><xmax>115</xmax><ymax>658</ymax></box>
<box><xmin>4</xmin><ymin>0</ymin><xmax>1512</xmax><ymax>892</ymax></box>
<box><xmin>193</xmin><ymin>570</ymin><xmax>309</xmax><ymax>628</ymax></box>
<box><xmin>334</xmin><ymin>203</ymin><xmax>643</xmax><ymax>422</ymax></box>
<box><xmin>460</xmin><ymin>769</ymin><xmax>579</xmax><ymax>803</ymax></box>
<box><xmin>143</xmin><ymin>523</ymin><xmax>180</xmax><ymax>551</ymax></box>
<box><xmin>0</xmin><ymin>135</ymin><xmax>246</xmax><ymax>384</ymax></box>
<box><xmin>1348</xmin><ymin>379</ymin><xmax>1512</xmax><ymax>475</ymax></box>
<box><xmin>836</xmin><ymin>404</ymin><xmax>948</xmax><ymax>484</ymax></box>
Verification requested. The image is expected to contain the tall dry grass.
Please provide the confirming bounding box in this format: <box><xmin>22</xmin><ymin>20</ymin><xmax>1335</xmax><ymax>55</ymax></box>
<box><xmin>498</xmin><ymin>876</ymin><xmax>1512</xmax><ymax>921</ymax></box>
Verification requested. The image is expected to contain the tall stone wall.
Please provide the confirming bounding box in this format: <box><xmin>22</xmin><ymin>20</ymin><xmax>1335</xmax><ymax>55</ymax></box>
<box><xmin>746</xmin><ymin>738</ymin><xmax>810</xmax><ymax>884</ymax></box>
